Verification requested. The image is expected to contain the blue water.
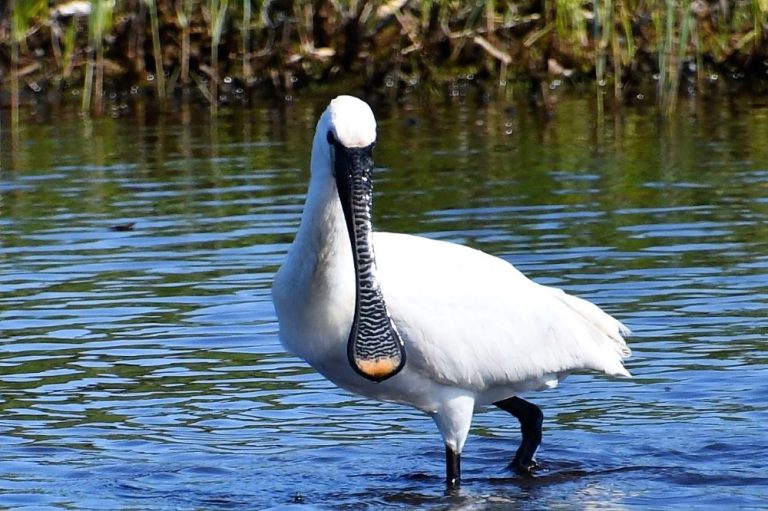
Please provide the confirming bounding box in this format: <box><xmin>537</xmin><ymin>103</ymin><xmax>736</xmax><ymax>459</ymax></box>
<box><xmin>1</xmin><ymin>97</ymin><xmax>767</xmax><ymax>509</ymax></box>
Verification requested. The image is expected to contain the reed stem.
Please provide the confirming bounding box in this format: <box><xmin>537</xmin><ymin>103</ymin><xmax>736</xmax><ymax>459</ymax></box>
<box><xmin>242</xmin><ymin>0</ymin><xmax>252</xmax><ymax>83</ymax></box>
<box><xmin>82</xmin><ymin>0</ymin><xmax>113</xmax><ymax>115</ymax></box>
<box><xmin>11</xmin><ymin>34</ymin><xmax>20</xmax><ymax>128</ymax></box>
<box><xmin>82</xmin><ymin>48</ymin><xmax>94</xmax><ymax>114</ymax></box>
<box><xmin>178</xmin><ymin>0</ymin><xmax>192</xmax><ymax>86</ymax></box>
<box><xmin>147</xmin><ymin>0</ymin><xmax>167</xmax><ymax>102</ymax></box>
<box><xmin>208</xmin><ymin>0</ymin><xmax>229</xmax><ymax>113</ymax></box>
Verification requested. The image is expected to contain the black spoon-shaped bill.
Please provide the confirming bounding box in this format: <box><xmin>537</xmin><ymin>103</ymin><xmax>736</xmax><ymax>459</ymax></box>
<box><xmin>329</xmin><ymin>132</ymin><xmax>406</xmax><ymax>382</ymax></box>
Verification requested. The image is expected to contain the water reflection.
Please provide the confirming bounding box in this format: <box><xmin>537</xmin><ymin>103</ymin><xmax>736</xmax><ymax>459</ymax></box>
<box><xmin>1</xmin><ymin>96</ymin><xmax>767</xmax><ymax>509</ymax></box>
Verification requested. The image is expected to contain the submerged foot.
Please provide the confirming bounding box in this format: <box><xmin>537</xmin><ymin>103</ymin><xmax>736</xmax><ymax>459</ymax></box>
<box><xmin>509</xmin><ymin>459</ymin><xmax>540</xmax><ymax>477</ymax></box>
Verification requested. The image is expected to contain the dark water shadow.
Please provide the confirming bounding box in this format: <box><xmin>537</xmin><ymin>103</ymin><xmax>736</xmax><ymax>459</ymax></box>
<box><xmin>307</xmin><ymin>461</ymin><xmax>652</xmax><ymax>510</ymax></box>
<box><xmin>483</xmin><ymin>459</ymin><xmax>655</xmax><ymax>487</ymax></box>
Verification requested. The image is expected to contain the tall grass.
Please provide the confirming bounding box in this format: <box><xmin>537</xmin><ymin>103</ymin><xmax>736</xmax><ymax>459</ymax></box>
<box><xmin>4</xmin><ymin>0</ymin><xmax>768</xmax><ymax>115</ymax></box>
<box><xmin>241</xmin><ymin>0</ymin><xmax>252</xmax><ymax>82</ymax></box>
<box><xmin>146</xmin><ymin>0</ymin><xmax>167</xmax><ymax>102</ymax></box>
<box><xmin>58</xmin><ymin>16</ymin><xmax>79</xmax><ymax>80</ymax></box>
<box><xmin>10</xmin><ymin>1</ymin><xmax>21</xmax><ymax>128</ymax></box>
<box><xmin>176</xmin><ymin>0</ymin><xmax>193</xmax><ymax>87</ymax></box>
<box><xmin>207</xmin><ymin>0</ymin><xmax>229</xmax><ymax>113</ymax></box>
<box><xmin>82</xmin><ymin>0</ymin><xmax>114</xmax><ymax>115</ymax></box>
<box><xmin>10</xmin><ymin>0</ymin><xmax>47</xmax><ymax>125</ymax></box>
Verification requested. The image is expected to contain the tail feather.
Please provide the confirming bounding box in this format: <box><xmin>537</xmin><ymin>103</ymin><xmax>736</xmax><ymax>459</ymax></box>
<box><xmin>547</xmin><ymin>286</ymin><xmax>632</xmax><ymax>375</ymax></box>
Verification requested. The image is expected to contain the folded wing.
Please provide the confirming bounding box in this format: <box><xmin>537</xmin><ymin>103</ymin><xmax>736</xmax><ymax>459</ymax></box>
<box><xmin>373</xmin><ymin>232</ymin><xmax>631</xmax><ymax>394</ymax></box>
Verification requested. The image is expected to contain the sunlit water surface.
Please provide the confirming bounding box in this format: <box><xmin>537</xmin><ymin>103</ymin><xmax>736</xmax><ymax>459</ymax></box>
<box><xmin>1</xmin><ymin>96</ymin><xmax>767</xmax><ymax>510</ymax></box>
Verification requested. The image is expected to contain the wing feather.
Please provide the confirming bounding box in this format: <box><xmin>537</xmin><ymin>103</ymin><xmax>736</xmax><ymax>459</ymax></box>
<box><xmin>373</xmin><ymin>232</ymin><xmax>631</xmax><ymax>394</ymax></box>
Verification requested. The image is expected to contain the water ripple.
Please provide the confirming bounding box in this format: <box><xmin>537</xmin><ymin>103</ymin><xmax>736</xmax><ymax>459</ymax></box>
<box><xmin>1</xmin><ymin>98</ymin><xmax>767</xmax><ymax>509</ymax></box>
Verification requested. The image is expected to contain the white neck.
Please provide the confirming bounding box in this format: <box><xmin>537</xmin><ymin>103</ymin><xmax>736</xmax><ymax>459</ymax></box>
<box><xmin>283</xmin><ymin>138</ymin><xmax>354</xmax><ymax>298</ymax></box>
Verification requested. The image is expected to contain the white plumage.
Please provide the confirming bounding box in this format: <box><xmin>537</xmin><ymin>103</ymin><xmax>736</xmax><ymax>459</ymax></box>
<box><xmin>272</xmin><ymin>95</ymin><xmax>630</xmax><ymax>486</ymax></box>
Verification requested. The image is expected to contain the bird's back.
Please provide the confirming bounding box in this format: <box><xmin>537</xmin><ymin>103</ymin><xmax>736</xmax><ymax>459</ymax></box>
<box><xmin>373</xmin><ymin>232</ymin><xmax>630</xmax><ymax>401</ymax></box>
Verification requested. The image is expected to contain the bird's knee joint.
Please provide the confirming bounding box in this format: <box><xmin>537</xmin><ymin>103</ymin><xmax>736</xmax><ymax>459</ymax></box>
<box><xmin>533</xmin><ymin>407</ymin><xmax>544</xmax><ymax>426</ymax></box>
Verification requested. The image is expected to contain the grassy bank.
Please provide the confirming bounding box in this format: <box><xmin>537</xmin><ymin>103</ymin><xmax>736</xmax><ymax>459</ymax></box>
<box><xmin>2</xmin><ymin>0</ymin><xmax>768</xmax><ymax>117</ymax></box>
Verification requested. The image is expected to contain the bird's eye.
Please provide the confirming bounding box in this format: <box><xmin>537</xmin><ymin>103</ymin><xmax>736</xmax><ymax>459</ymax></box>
<box><xmin>326</xmin><ymin>130</ymin><xmax>336</xmax><ymax>145</ymax></box>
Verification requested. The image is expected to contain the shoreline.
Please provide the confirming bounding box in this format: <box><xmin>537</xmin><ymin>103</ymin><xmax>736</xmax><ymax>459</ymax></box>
<box><xmin>3</xmin><ymin>1</ymin><xmax>767</xmax><ymax>116</ymax></box>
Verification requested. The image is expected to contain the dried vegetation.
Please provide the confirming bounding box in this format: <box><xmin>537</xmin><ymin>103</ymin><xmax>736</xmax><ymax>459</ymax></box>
<box><xmin>2</xmin><ymin>0</ymin><xmax>767</xmax><ymax>117</ymax></box>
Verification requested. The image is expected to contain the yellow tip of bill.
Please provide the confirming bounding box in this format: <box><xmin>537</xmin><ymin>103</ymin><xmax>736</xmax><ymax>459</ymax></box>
<box><xmin>355</xmin><ymin>357</ymin><xmax>400</xmax><ymax>380</ymax></box>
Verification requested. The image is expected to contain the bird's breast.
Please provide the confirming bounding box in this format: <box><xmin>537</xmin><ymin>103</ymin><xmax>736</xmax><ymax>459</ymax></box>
<box><xmin>273</xmin><ymin>235</ymin><xmax>356</xmax><ymax>366</ymax></box>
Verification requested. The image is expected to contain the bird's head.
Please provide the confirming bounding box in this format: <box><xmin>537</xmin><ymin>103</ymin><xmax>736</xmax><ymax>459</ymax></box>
<box><xmin>311</xmin><ymin>96</ymin><xmax>406</xmax><ymax>383</ymax></box>
<box><xmin>311</xmin><ymin>95</ymin><xmax>377</xmax><ymax>183</ymax></box>
<box><xmin>325</xmin><ymin>95</ymin><xmax>377</xmax><ymax>149</ymax></box>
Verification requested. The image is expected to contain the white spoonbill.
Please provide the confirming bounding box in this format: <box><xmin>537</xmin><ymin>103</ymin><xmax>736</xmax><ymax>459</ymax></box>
<box><xmin>272</xmin><ymin>95</ymin><xmax>631</xmax><ymax>487</ymax></box>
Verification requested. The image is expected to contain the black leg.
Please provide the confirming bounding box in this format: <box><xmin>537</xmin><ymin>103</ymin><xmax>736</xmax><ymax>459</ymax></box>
<box><xmin>445</xmin><ymin>444</ymin><xmax>461</xmax><ymax>488</ymax></box>
<box><xmin>494</xmin><ymin>396</ymin><xmax>543</xmax><ymax>476</ymax></box>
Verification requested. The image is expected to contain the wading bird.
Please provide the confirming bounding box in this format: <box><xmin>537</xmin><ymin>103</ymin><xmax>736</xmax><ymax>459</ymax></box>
<box><xmin>272</xmin><ymin>95</ymin><xmax>631</xmax><ymax>487</ymax></box>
